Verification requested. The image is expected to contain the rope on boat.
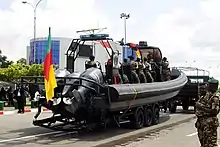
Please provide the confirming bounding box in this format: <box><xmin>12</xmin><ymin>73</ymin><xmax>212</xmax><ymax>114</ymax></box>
<box><xmin>128</xmin><ymin>86</ymin><xmax>138</xmax><ymax>108</ymax></box>
<box><xmin>119</xmin><ymin>85</ymin><xmax>138</xmax><ymax>119</ymax></box>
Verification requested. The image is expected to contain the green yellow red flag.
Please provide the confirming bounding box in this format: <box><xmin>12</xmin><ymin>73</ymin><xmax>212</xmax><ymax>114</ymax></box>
<box><xmin>136</xmin><ymin>49</ymin><xmax>141</xmax><ymax>58</ymax></box>
<box><xmin>44</xmin><ymin>27</ymin><xmax>57</xmax><ymax>101</ymax></box>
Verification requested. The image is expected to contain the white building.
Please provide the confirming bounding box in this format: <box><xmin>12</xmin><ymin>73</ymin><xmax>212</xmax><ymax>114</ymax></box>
<box><xmin>27</xmin><ymin>37</ymin><xmax>72</xmax><ymax>69</ymax></box>
<box><xmin>26</xmin><ymin>36</ymin><xmax>123</xmax><ymax>73</ymax></box>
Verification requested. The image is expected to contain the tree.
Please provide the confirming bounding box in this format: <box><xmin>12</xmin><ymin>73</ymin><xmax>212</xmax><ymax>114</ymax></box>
<box><xmin>0</xmin><ymin>63</ymin><xmax>44</xmax><ymax>82</ymax></box>
<box><xmin>0</xmin><ymin>49</ymin><xmax>13</xmax><ymax>68</ymax></box>
<box><xmin>17</xmin><ymin>58</ymin><xmax>27</xmax><ymax>64</ymax></box>
<box><xmin>27</xmin><ymin>64</ymin><xmax>43</xmax><ymax>76</ymax></box>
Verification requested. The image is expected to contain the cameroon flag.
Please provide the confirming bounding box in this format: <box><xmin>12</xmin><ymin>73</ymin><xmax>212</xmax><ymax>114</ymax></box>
<box><xmin>136</xmin><ymin>49</ymin><xmax>141</xmax><ymax>58</ymax></box>
<box><xmin>44</xmin><ymin>27</ymin><xmax>57</xmax><ymax>101</ymax></box>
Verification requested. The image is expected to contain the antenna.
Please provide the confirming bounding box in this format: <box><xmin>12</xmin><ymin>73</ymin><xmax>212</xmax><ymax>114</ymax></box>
<box><xmin>76</xmin><ymin>27</ymin><xmax>107</xmax><ymax>34</ymax></box>
<box><xmin>76</xmin><ymin>27</ymin><xmax>107</xmax><ymax>55</ymax></box>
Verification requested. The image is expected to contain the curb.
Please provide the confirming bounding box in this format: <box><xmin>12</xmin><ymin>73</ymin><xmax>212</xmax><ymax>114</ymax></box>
<box><xmin>0</xmin><ymin>108</ymin><xmax>51</xmax><ymax>116</ymax></box>
<box><xmin>94</xmin><ymin>115</ymin><xmax>196</xmax><ymax>147</ymax></box>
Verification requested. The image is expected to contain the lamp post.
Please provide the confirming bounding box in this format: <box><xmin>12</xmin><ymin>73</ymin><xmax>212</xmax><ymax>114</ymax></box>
<box><xmin>120</xmin><ymin>13</ymin><xmax>130</xmax><ymax>44</ymax></box>
<box><xmin>120</xmin><ymin>13</ymin><xmax>130</xmax><ymax>59</ymax></box>
<box><xmin>22</xmin><ymin>0</ymin><xmax>43</xmax><ymax>63</ymax></box>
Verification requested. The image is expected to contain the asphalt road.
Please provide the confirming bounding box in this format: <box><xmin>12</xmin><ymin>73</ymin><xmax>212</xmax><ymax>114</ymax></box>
<box><xmin>117</xmin><ymin>115</ymin><xmax>220</xmax><ymax>147</ymax></box>
<box><xmin>0</xmin><ymin>108</ymin><xmax>195</xmax><ymax>147</ymax></box>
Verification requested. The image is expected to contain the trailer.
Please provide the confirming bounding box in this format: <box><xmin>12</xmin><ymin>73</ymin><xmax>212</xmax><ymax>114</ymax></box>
<box><xmin>20</xmin><ymin>34</ymin><xmax>188</xmax><ymax>131</ymax></box>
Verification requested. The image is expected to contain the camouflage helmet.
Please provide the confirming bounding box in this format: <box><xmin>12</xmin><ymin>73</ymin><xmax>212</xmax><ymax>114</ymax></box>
<box><xmin>208</xmin><ymin>77</ymin><xmax>219</xmax><ymax>84</ymax></box>
<box><xmin>208</xmin><ymin>77</ymin><xmax>219</xmax><ymax>92</ymax></box>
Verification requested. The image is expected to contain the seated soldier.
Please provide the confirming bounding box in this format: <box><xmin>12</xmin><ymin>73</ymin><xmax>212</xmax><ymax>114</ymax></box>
<box><xmin>143</xmin><ymin>57</ymin><xmax>154</xmax><ymax>82</ymax></box>
<box><xmin>112</xmin><ymin>52</ymin><xmax>123</xmax><ymax>84</ymax></box>
<box><xmin>136</xmin><ymin>58</ymin><xmax>147</xmax><ymax>83</ymax></box>
<box><xmin>147</xmin><ymin>54</ymin><xmax>158</xmax><ymax>81</ymax></box>
<box><xmin>86</xmin><ymin>55</ymin><xmax>97</xmax><ymax>69</ymax></box>
<box><xmin>128</xmin><ymin>56</ymin><xmax>140</xmax><ymax>83</ymax></box>
<box><xmin>162</xmin><ymin>57</ymin><xmax>171</xmax><ymax>81</ymax></box>
<box><xmin>121</xmin><ymin>58</ymin><xmax>130</xmax><ymax>83</ymax></box>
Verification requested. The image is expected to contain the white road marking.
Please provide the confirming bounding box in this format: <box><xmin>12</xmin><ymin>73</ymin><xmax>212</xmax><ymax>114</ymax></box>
<box><xmin>53</xmin><ymin>131</ymin><xmax>76</xmax><ymax>137</ymax></box>
<box><xmin>0</xmin><ymin>131</ymin><xmax>63</xmax><ymax>143</ymax></box>
<box><xmin>186</xmin><ymin>132</ymin><xmax>198</xmax><ymax>137</ymax></box>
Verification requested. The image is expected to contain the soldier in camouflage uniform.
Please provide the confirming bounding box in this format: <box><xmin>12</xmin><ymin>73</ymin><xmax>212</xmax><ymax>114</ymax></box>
<box><xmin>128</xmin><ymin>56</ymin><xmax>140</xmax><ymax>83</ymax></box>
<box><xmin>161</xmin><ymin>57</ymin><xmax>171</xmax><ymax>81</ymax></box>
<box><xmin>136</xmin><ymin>58</ymin><xmax>147</xmax><ymax>83</ymax></box>
<box><xmin>195</xmin><ymin>78</ymin><xmax>219</xmax><ymax>147</ymax></box>
<box><xmin>87</xmin><ymin>55</ymin><xmax>97</xmax><ymax>68</ymax></box>
<box><xmin>143</xmin><ymin>57</ymin><xmax>154</xmax><ymax>82</ymax></box>
<box><xmin>121</xmin><ymin>58</ymin><xmax>130</xmax><ymax>83</ymax></box>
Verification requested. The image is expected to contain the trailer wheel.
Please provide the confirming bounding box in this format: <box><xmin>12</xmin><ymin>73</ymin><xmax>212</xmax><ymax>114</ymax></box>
<box><xmin>144</xmin><ymin>107</ymin><xmax>153</xmax><ymax>127</ymax></box>
<box><xmin>130</xmin><ymin>108</ymin><xmax>144</xmax><ymax>129</ymax></box>
<box><xmin>152</xmin><ymin>106</ymin><xmax>160</xmax><ymax>125</ymax></box>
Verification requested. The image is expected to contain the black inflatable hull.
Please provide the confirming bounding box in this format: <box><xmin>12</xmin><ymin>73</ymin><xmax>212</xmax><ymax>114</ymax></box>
<box><xmin>97</xmin><ymin>70</ymin><xmax>188</xmax><ymax>111</ymax></box>
<box><xmin>44</xmin><ymin>68</ymin><xmax>187</xmax><ymax>115</ymax></box>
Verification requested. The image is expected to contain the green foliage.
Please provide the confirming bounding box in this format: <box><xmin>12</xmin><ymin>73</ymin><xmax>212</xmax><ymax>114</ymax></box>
<box><xmin>17</xmin><ymin>58</ymin><xmax>27</xmax><ymax>64</ymax></box>
<box><xmin>0</xmin><ymin>63</ymin><xmax>44</xmax><ymax>82</ymax></box>
<box><xmin>0</xmin><ymin>51</ymin><xmax>45</xmax><ymax>82</ymax></box>
<box><xmin>0</xmin><ymin>50</ymin><xmax>13</xmax><ymax>68</ymax></box>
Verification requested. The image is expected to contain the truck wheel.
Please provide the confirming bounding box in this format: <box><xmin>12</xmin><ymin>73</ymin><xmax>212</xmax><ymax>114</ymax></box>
<box><xmin>152</xmin><ymin>106</ymin><xmax>160</xmax><ymax>125</ymax></box>
<box><xmin>130</xmin><ymin>108</ymin><xmax>144</xmax><ymax>129</ymax></box>
<box><xmin>144</xmin><ymin>107</ymin><xmax>153</xmax><ymax>127</ymax></box>
<box><xmin>169</xmin><ymin>102</ymin><xmax>177</xmax><ymax>113</ymax></box>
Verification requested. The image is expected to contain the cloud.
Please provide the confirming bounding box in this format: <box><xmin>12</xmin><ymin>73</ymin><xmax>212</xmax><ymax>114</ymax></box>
<box><xmin>0</xmin><ymin>0</ymin><xmax>110</xmax><ymax>60</ymax></box>
<box><xmin>141</xmin><ymin>0</ymin><xmax>220</xmax><ymax>80</ymax></box>
<box><xmin>1</xmin><ymin>0</ymin><xmax>220</xmax><ymax>80</ymax></box>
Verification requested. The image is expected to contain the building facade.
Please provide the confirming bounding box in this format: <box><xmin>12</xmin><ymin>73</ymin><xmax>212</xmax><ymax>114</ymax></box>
<box><xmin>27</xmin><ymin>37</ymin><xmax>72</xmax><ymax>69</ymax></box>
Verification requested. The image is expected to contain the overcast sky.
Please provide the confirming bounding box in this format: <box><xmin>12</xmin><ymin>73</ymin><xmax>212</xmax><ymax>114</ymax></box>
<box><xmin>0</xmin><ymin>0</ymin><xmax>220</xmax><ymax>79</ymax></box>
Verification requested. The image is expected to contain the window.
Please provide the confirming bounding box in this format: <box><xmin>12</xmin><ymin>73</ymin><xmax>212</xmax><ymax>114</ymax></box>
<box><xmin>78</xmin><ymin>44</ymin><xmax>93</xmax><ymax>57</ymax></box>
<box><xmin>29</xmin><ymin>39</ymin><xmax>60</xmax><ymax>65</ymax></box>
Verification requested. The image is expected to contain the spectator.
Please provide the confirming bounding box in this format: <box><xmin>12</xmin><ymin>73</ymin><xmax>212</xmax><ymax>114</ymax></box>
<box><xmin>13</xmin><ymin>85</ymin><xmax>26</xmax><ymax>113</ymax></box>
<box><xmin>0</xmin><ymin>87</ymin><xmax>6</xmax><ymax>101</ymax></box>
<box><xmin>7</xmin><ymin>86</ymin><xmax>13</xmax><ymax>106</ymax></box>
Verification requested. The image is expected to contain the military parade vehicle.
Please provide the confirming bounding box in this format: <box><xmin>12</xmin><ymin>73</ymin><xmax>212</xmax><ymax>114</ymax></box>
<box><xmin>20</xmin><ymin>34</ymin><xmax>188</xmax><ymax>131</ymax></box>
<box><xmin>170</xmin><ymin>67</ymin><xmax>210</xmax><ymax>112</ymax></box>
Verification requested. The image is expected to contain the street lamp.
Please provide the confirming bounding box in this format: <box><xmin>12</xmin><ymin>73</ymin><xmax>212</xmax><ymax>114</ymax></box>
<box><xmin>22</xmin><ymin>0</ymin><xmax>44</xmax><ymax>63</ymax></box>
<box><xmin>120</xmin><ymin>13</ymin><xmax>130</xmax><ymax>59</ymax></box>
<box><xmin>120</xmin><ymin>13</ymin><xmax>130</xmax><ymax>44</ymax></box>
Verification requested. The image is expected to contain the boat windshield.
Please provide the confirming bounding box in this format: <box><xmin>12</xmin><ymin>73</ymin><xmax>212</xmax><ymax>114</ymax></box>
<box><xmin>139</xmin><ymin>47</ymin><xmax>162</xmax><ymax>62</ymax></box>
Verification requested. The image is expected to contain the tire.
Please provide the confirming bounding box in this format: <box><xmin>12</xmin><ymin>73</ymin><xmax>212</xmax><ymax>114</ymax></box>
<box><xmin>144</xmin><ymin>107</ymin><xmax>153</xmax><ymax>127</ymax></box>
<box><xmin>152</xmin><ymin>106</ymin><xmax>160</xmax><ymax>125</ymax></box>
<box><xmin>130</xmin><ymin>108</ymin><xmax>145</xmax><ymax>129</ymax></box>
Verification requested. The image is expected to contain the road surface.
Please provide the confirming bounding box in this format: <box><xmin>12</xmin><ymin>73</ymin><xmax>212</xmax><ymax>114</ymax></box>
<box><xmin>117</xmin><ymin>115</ymin><xmax>220</xmax><ymax>147</ymax></box>
<box><xmin>0</xmin><ymin>109</ymin><xmax>195</xmax><ymax>147</ymax></box>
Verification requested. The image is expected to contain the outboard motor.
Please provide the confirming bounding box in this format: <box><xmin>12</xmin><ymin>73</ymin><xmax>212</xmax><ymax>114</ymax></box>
<box><xmin>60</xmin><ymin>67</ymin><xmax>104</xmax><ymax>116</ymax></box>
<box><xmin>34</xmin><ymin>69</ymin><xmax>71</xmax><ymax>101</ymax></box>
<box><xmin>54</xmin><ymin>69</ymin><xmax>71</xmax><ymax>94</ymax></box>
<box><xmin>52</xmin><ymin>71</ymin><xmax>81</xmax><ymax>109</ymax></box>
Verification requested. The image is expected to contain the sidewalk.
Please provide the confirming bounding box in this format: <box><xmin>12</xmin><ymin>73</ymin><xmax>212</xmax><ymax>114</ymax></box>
<box><xmin>0</xmin><ymin>106</ymin><xmax>50</xmax><ymax>116</ymax></box>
